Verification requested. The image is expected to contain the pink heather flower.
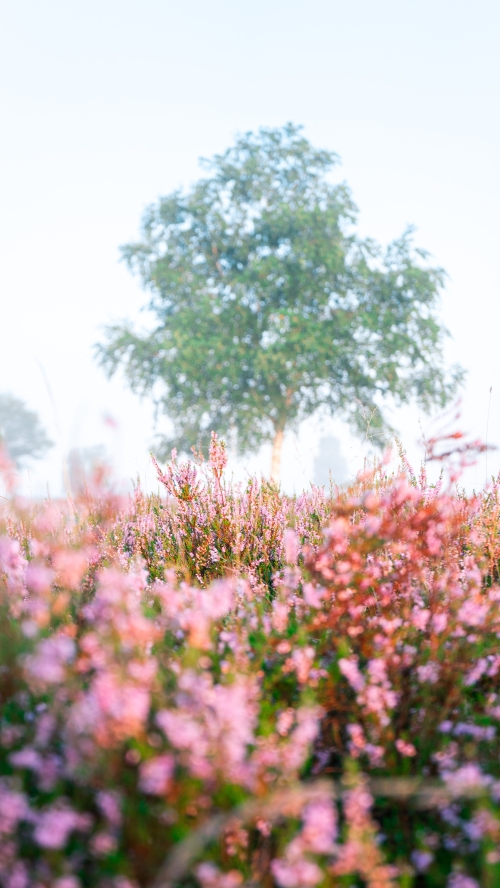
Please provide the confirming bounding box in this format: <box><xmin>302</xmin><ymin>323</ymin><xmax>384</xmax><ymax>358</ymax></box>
<box><xmin>196</xmin><ymin>863</ymin><xmax>219</xmax><ymax>887</ymax></box>
<box><xmin>271</xmin><ymin>857</ymin><xmax>323</xmax><ymax>887</ymax></box>
<box><xmin>179</xmin><ymin>610</ymin><xmax>211</xmax><ymax>649</ymax></box>
<box><xmin>346</xmin><ymin>723</ymin><xmax>366</xmax><ymax>757</ymax></box>
<box><xmin>209</xmin><ymin>432</ymin><xmax>227</xmax><ymax>476</ymax></box>
<box><xmin>338</xmin><ymin>657</ymin><xmax>365</xmax><ymax>693</ymax></box>
<box><xmin>291</xmin><ymin>647</ymin><xmax>315</xmax><ymax>684</ymax></box>
<box><xmin>25</xmin><ymin>563</ymin><xmax>54</xmax><ymax>594</ymax></box>
<box><xmin>487</xmin><ymin>656</ymin><xmax>500</xmax><ymax>677</ymax></box>
<box><xmin>224</xmin><ymin>821</ymin><xmax>248</xmax><ymax>857</ymax></box>
<box><xmin>417</xmin><ymin>663</ymin><xmax>440</xmax><ymax>684</ymax></box>
<box><xmin>457</xmin><ymin>600</ymin><xmax>488</xmax><ymax>628</ymax></box>
<box><xmin>425</xmin><ymin>527</ymin><xmax>443</xmax><ymax>555</ymax></box>
<box><xmin>367</xmin><ymin>658</ymin><xmax>389</xmax><ymax>684</ymax></box>
<box><xmin>21</xmin><ymin>619</ymin><xmax>39</xmax><ymax>638</ymax></box>
<box><xmin>464</xmin><ymin>658</ymin><xmax>489</xmax><ymax>687</ymax></box>
<box><xmin>277</xmin><ymin>709</ymin><xmax>295</xmax><ymax>736</ymax></box>
<box><xmin>272</xmin><ymin>600</ymin><xmax>289</xmax><ymax>633</ymax></box>
<box><xmin>91</xmin><ymin>832</ymin><xmax>118</xmax><ymax>856</ymax></box>
<box><xmin>157</xmin><ymin>709</ymin><xmax>209</xmax><ymax>753</ymax></box>
<box><xmin>412</xmin><ymin>607</ymin><xmax>430</xmax><ymax>631</ymax></box>
<box><xmin>283</xmin><ymin>707</ymin><xmax>321</xmax><ymax>771</ymax></box>
<box><xmin>35</xmin><ymin>712</ymin><xmax>56</xmax><ymax>747</ymax></box>
<box><xmin>209</xmin><ymin>680</ymin><xmax>258</xmax><ymax>777</ymax></box>
<box><xmin>0</xmin><ymin>537</ymin><xmax>26</xmax><ymax>588</ymax></box>
<box><xmin>33</xmin><ymin>503</ymin><xmax>61</xmax><ymax>534</ymax></box>
<box><xmin>363</xmin><ymin>514</ymin><xmax>381</xmax><ymax>535</ymax></box>
<box><xmin>127</xmin><ymin>659</ymin><xmax>157</xmax><ymax>684</ymax></box>
<box><xmin>204</xmin><ymin>580</ymin><xmax>234</xmax><ymax>619</ymax></box>
<box><xmin>447</xmin><ymin>876</ymin><xmax>479</xmax><ymax>888</ymax></box>
<box><xmin>433</xmin><ymin>741</ymin><xmax>459</xmax><ymax>772</ymax></box>
<box><xmin>0</xmin><ymin>784</ymin><xmax>28</xmax><ymax>835</ymax></box>
<box><xmin>6</xmin><ymin>862</ymin><xmax>29</xmax><ymax>888</ymax></box>
<box><xmin>365</xmin><ymin>743</ymin><xmax>385</xmax><ymax>767</ymax></box>
<box><xmin>97</xmin><ymin>566</ymin><xmax>147</xmax><ymax>605</ymax></box>
<box><xmin>96</xmin><ymin>791</ymin><xmax>122</xmax><ymax>827</ymax></box>
<box><xmin>25</xmin><ymin>635</ymin><xmax>76</xmax><ymax>684</ymax></box>
<box><xmin>54</xmin><ymin>879</ymin><xmax>81</xmax><ymax>888</ymax></box>
<box><xmin>34</xmin><ymin>806</ymin><xmax>89</xmax><ymax>849</ymax></box>
<box><xmin>431</xmin><ymin>612</ymin><xmax>448</xmax><ymax>634</ymax></box>
<box><xmin>411</xmin><ymin>850</ymin><xmax>433</xmax><ymax>872</ymax></box>
<box><xmin>302</xmin><ymin>582</ymin><xmax>324</xmax><ymax>608</ymax></box>
<box><xmin>343</xmin><ymin>783</ymin><xmax>373</xmax><ymax>828</ymax></box>
<box><xmin>378</xmin><ymin>617</ymin><xmax>402</xmax><ymax>635</ymax></box>
<box><xmin>301</xmin><ymin>798</ymin><xmax>338</xmax><ymax>852</ymax></box>
<box><xmin>284</xmin><ymin>529</ymin><xmax>299</xmax><ymax>563</ymax></box>
<box><xmin>196</xmin><ymin>863</ymin><xmax>242</xmax><ymax>888</ymax></box>
<box><xmin>443</xmin><ymin>763</ymin><xmax>491</xmax><ymax>795</ymax></box>
<box><xmin>395</xmin><ymin>739</ymin><xmax>416</xmax><ymax>757</ymax></box>
<box><xmin>277</xmin><ymin>640</ymin><xmax>292</xmax><ymax>654</ymax></box>
<box><xmin>139</xmin><ymin>755</ymin><xmax>175</xmax><ymax>795</ymax></box>
<box><xmin>92</xmin><ymin>674</ymin><xmax>151</xmax><ymax>741</ymax></box>
<box><xmin>9</xmin><ymin>747</ymin><xmax>42</xmax><ymax>771</ymax></box>
<box><xmin>360</xmin><ymin>684</ymin><xmax>398</xmax><ymax>726</ymax></box>
<box><xmin>453</xmin><ymin>723</ymin><xmax>495</xmax><ymax>741</ymax></box>
<box><xmin>53</xmin><ymin>549</ymin><xmax>88</xmax><ymax>589</ymax></box>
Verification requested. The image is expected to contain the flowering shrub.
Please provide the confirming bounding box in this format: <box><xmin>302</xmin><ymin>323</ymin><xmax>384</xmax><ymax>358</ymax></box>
<box><xmin>2</xmin><ymin>434</ymin><xmax>500</xmax><ymax>887</ymax></box>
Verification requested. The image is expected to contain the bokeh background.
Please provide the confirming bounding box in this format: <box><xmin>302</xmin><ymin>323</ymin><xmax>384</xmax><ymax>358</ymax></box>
<box><xmin>1</xmin><ymin>0</ymin><xmax>499</xmax><ymax>496</ymax></box>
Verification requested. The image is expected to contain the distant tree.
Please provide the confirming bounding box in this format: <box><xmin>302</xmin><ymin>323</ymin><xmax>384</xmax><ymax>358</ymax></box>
<box><xmin>0</xmin><ymin>393</ymin><xmax>53</xmax><ymax>468</ymax></box>
<box><xmin>96</xmin><ymin>124</ymin><xmax>463</xmax><ymax>483</ymax></box>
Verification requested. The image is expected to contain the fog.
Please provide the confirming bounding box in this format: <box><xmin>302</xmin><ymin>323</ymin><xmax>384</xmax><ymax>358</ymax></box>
<box><xmin>1</xmin><ymin>0</ymin><xmax>499</xmax><ymax>496</ymax></box>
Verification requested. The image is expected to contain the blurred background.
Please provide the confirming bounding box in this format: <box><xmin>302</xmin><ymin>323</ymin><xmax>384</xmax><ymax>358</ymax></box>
<box><xmin>1</xmin><ymin>0</ymin><xmax>499</xmax><ymax>496</ymax></box>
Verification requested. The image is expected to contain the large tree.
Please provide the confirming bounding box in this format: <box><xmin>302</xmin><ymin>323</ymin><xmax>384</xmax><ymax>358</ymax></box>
<box><xmin>0</xmin><ymin>394</ymin><xmax>52</xmax><ymax>468</ymax></box>
<box><xmin>97</xmin><ymin>124</ymin><xmax>462</xmax><ymax>482</ymax></box>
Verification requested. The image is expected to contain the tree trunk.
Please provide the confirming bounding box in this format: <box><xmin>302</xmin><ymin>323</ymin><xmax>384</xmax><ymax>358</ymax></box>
<box><xmin>270</xmin><ymin>426</ymin><xmax>284</xmax><ymax>486</ymax></box>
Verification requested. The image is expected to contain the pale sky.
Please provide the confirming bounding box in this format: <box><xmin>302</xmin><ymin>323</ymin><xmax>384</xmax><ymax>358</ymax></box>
<box><xmin>1</xmin><ymin>0</ymin><xmax>499</xmax><ymax>496</ymax></box>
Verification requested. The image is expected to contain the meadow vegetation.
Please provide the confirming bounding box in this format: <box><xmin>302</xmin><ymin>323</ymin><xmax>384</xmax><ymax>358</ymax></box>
<box><xmin>1</xmin><ymin>434</ymin><xmax>500</xmax><ymax>887</ymax></box>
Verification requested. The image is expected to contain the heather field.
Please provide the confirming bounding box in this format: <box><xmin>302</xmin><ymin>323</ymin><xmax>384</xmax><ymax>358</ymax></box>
<box><xmin>2</xmin><ymin>434</ymin><xmax>500</xmax><ymax>888</ymax></box>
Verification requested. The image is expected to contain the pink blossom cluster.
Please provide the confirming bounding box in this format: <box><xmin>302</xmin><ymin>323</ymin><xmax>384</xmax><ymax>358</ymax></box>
<box><xmin>1</xmin><ymin>435</ymin><xmax>500</xmax><ymax>885</ymax></box>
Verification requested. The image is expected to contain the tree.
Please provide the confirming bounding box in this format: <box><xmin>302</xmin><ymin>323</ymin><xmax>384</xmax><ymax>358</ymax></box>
<box><xmin>0</xmin><ymin>393</ymin><xmax>53</xmax><ymax>468</ymax></box>
<box><xmin>96</xmin><ymin>124</ymin><xmax>463</xmax><ymax>483</ymax></box>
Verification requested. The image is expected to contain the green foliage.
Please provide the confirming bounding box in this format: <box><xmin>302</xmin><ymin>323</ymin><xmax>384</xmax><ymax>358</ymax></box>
<box><xmin>96</xmin><ymin>123</ymin><xmax>463</xmax><ymax>459</ymax></box>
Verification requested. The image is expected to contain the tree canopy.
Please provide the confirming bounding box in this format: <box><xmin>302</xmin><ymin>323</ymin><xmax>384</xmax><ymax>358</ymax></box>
<box><xmin>96</xmin><ymin>124</ymin><xmax>463</xmax><ymax>481</ymax></box>
<box><xmin>0</xmin><ymin>393</ymin><xmax>52</xmax><ymax>468</ymax></box>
